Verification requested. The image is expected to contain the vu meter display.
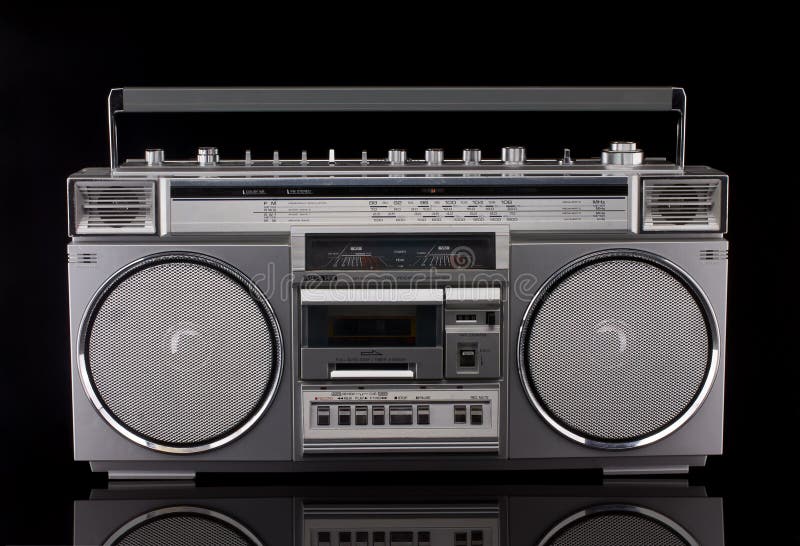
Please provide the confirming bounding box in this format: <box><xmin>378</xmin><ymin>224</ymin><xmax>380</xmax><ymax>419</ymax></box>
<box><xmin>305</xmin><ymin>234</ymin><xmax>495</xmax><ymax>270</ymax></box>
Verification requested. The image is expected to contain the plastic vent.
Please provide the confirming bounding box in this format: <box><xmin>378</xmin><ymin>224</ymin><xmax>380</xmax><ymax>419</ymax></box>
<box><xmin>642</xmin><ymin>178</ymin><xmax>722</xmax><ymax>232</ymax></box>
<box><xmin>73</xmin><ymin>180</ymin><xmax>155</xmax><ymax>234</ymax></box>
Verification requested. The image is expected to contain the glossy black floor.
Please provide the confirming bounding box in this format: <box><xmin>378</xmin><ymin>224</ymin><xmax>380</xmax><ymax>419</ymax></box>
<box><xmin>3</xmin><ymin>460</ymin><xmax>793</xmax><ymax>544</ymax></box>
<box><xmin>2</xmin><ymin>10</ymin><xmax>797</xmax><ymax>545</ymax></box>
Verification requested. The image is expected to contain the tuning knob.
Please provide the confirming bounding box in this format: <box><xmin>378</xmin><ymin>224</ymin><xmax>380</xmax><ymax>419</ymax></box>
<box><xmin>601</xmin><ymin>141</ymin><xmax>644</xmax><ymax>166</ymax></box>
<box><xmin>145</xmin><ymin>149</ymin><xmax>164</xmax><ymax>166</ymax></box>
<box><xmin>388</xmin><ymin>149</ymin><xmax>407</xmax><ymax>165</ymax></box>
<box><xmin>463</xmin><ymin>148</ymin><xmax>482</xmax><ymax>165</ymax></box>
<box><xmin>197</xmin><ymin>147</ymin><xmax>219</xmax><ymax>166</ymax></box>
<box><xmin>501</xmin><ymin>146</ymin><xmax>526</xmax><ymax>165</ymax></box>
<box><xmin>425</xmin><ymin>149</ymin><xmax>444</xmax><ymax>166</ymax></box>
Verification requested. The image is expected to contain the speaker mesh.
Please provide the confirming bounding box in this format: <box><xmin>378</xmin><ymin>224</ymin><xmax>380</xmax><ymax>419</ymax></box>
<box><xmin>522</xmin><ymin>254</ymin><xmax>711</xmax><ymax>443</ymax></box>
<box><xmin>84</xmin><ymin>254</ymin><xmax>279</xmax><ymax>448</ymax></box>
<box><xmin>545</xmin><ymin>511</ymin><xmax>688</xmax><ymax>546</ymax></box>
<box><xmin>112</xmin><ymin>512</ymin><xmax>256</xmax><ymax>546</ymax></box>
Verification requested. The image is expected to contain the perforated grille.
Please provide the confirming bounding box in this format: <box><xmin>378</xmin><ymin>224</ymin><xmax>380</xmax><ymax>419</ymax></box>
<box><xmin>522</xmin><ymin>254</ymin><xmax>711</xmax><ymax>443</ymax></box>
<box><xmin>112</xmin><ymin>513</ymin><xmax>256</xmax><ymax>546</ymax></box>
<box><xmin>84</xmin><ymin>254</ymin><xmax>279</xmax><ymax>448</ymax></box>
<box><xmin>546</xmin><ymin>512</ymin><xmax>688</xmax><ymax>546</ymax></box>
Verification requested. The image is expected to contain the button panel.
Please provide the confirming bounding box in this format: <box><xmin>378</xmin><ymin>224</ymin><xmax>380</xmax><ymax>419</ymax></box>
<box><xmin>302</xmin><ymin>386</ymin><xmax>499</xmax><ymax>453</ymax></box>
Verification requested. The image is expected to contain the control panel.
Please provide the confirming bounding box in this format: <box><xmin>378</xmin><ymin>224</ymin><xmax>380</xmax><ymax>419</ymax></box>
<box><xmin>301</xmin><ymin>386</ymin><xmax>500</xmax><ymax>454</ymax></box>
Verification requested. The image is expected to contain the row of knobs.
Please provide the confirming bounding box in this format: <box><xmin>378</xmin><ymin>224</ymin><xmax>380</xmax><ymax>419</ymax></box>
<box><xmin>144</xmin><ymin>142</ymin><xmax>642</xmax><ymax>166</ymax></box>
<box><xmin>388</xmin><ymin>146</ymin><xmax>527</xmax><ymax>166</ymax></box>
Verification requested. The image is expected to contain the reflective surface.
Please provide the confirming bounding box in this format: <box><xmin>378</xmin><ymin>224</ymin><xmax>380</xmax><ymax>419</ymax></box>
<box><xmin>65</xmin><ymin>482</ymin><xmax>725</xmax><ymax>545</ymax></box>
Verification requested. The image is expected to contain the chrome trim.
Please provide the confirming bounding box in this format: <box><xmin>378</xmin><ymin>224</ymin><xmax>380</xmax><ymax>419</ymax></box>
<box><xmin>102</xmin><ymin>505</ymin><xmax>263</xmax><ymax>546</ymax></box>
<box><xmin>77</xmin><ymin>251</ymin><xmax>284</xmax><ymax>455</ymax></box>
<box><xmin>516</xmin><ymin>248</ymin><xmax>720</xmax><ymax>450</ymax></box>
<box><xmin>300</xmin><ymin>287</ymin><xmax>443</xmax><ymax>305</ymax></box>
<box><xmin>330</xmin><ymin>369</ymin><xmax>415</xmax><ymax>379</ymax></box>
<box><xmin>536</xmin><ymin>504</ymin><xmax>698</xmax><ymax>546</ymax></box>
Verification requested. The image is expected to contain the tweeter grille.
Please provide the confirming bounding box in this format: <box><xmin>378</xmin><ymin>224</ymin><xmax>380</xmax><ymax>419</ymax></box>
<box><xmin>540</xmin><ymin>505</ymin><xmax>695</xmax><ymax>546</ymax></box>
<box><xmin>518</xmin><ymin>250</ymin><xmax>717</xmax><ymax>449</ymax></box>
<box><xmin>79</xmin><ymin>253</ymin><xmax>282</xmax><ymax>453</ymax></box>
<box><xmin>105</xmin><ymin>506</ymin><xmax>261</xmax><ymax>546</ymax></box>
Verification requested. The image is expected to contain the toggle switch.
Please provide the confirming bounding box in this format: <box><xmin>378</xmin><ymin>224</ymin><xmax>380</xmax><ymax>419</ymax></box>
<box><xmin>459</xmin><ymin>349</ymin><xmax>476</xmax><ymax>368</ymax></box>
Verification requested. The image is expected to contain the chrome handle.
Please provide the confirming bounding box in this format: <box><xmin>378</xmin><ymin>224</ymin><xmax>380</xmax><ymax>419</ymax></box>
<box><xmin>108</xmin><ymin>87</ymin><xmax>686</xmax><ymax>168</ymax></box>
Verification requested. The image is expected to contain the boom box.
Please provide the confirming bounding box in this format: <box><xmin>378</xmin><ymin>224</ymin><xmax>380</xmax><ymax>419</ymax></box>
<box><xmin>67</xmin><ymin>87</ymin><xmax>728</xmax><ymax>478</ymax></box>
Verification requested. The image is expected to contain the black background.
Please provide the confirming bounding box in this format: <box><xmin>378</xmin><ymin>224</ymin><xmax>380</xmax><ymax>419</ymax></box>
<box><xmin>1</xmin><ymin>10</ymin><xmax>796</xmax><ymax>544</ymax></box>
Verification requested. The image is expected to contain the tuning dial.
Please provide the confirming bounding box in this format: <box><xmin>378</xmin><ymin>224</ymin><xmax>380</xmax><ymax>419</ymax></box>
<box><xmin>197</xmin><ymin>147</ymin><xmax>219</xmax><ymax>166</ymax></box>
<box><xmin>425</xmin><ymin>148</ymin><xmax>444</xmax><ymax>166</ymax></box>
<box><xmin>388</xmin><ymin>149</ymin><xmax>407</xmax><ymax>165</ymax></box>
<box><xmin>145</xmin><ymin>149</ymin><xmax>164</xmax><ymax>166</ymax></box>
<box><xmin>601</xmin><ymin>141</ymin><xmax>644</xmax><ymax>166</ymax></box>
<box><xmin>501</xmin><ymin>146</ymin><xmax>526</xmax><ymax>165</ymax></box>
<box><xmin>463</xmin><ymin>148</ymin><xmax>482</xmax><ymax>165</ymax></box>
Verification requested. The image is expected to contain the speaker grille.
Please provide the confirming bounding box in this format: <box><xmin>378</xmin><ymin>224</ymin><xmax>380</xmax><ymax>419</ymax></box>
<box><xmin>82</xmin><ymin>253</ymin><xmax>281</xmax><ymax>451</ymax></box>
<box><xmin>545</xmin><ymin>511</ymin><xmax>689</xmax><ymax>546</ymax></box>
<box><xmin>520</xmin><ymin>251</ymin><xmax>713</xmax><ymax>446</ymax></box>
<box><xmin>110</xmin><ymin>509</ymin><xmax>257</xmax><ymax>546</ymax></box>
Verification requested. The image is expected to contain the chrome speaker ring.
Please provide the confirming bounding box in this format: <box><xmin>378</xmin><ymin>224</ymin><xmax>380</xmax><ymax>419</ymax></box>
<box><xmin>102</xmin><ymin>505</ymin><xmax>263</xmax><ymax>546</ymax></box>
<box><xmin>517</xmin><ymin>249</ymin><xmax>719</xmax><ymax>450</ymax></box>
<box><xmin>77</xmin><ymin>251</ymin><xmax>284</xmax><ymax>454</ymax></box>
<box><xmin>536</xmin><ymin>503</ymin><xmax>698</xmax><ymax>546</ymax></box>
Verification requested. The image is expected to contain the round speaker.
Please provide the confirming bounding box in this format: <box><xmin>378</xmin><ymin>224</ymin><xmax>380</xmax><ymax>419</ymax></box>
<box><xmin>79</xmin><ymin>252</ymin><xmax>283</xmax><ymax>453</ymax></box>
<box><xmin>104</xmin><ymin>506</ymin><xmax>262</xmax><ymax>546</ymax></box>
<box><xmin>518</xmin><ymin>250</ymin><xmax>718</xmax><ymax>449</ymax></box>
<box><xmin>538</xmin><ymin>505</ymin><xmax>696</xmax><ymax>546</ymax></box>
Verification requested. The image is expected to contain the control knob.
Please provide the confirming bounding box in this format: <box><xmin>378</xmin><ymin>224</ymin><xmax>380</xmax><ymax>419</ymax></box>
<box><xmin>388</xmin><ymin>149</ymin><xmax>407</xmax><ymax>165</ymax></box>
<box><xmin>601</xmin><ymin>141</ymin><xmax>644</xmax><ymax>166</ymax></box>
<box><xmin>425</xmin><ymin>148</ymin><xmax>444</xmax><ymax>166</ymax></box>
<box><xmin>145</xmin><ymin>149</ymin><xmax>164</xmax><ymax>166</ymax></box>
<box><xmin>501</xmin><ymin>146</ymin><xmax>526</xmax><ymax>165</ymax></box>
<box><xmin>463</xmin><ymin>148</ymin><xmax>482</xmax><ymax>165</ymax></box>
<box><xmin>197</xmin><ymin>147</ymin><xmax>219</xmax><ymax>166</ymax></box>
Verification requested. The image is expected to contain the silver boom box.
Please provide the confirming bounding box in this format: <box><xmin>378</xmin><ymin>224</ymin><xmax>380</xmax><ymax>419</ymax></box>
<box><xmin>67</xmin><ymin>87</ymin><xmax>728</xmax><ymax>479</ymax></box>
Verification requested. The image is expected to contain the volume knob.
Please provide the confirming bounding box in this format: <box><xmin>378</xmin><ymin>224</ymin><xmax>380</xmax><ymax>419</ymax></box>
<box><xmin>197</xmin><ymin>147</ymin><xmax>219</xmax><ymax>166</ymax></box>
<box><xmin>388</xmin><ymin>149</ymin><xmax>407</xmax><ymax>165</ymax></box>
<box><xmin>145</xmin><ymin>149</ymin><xmax>164</xmax><ymax>166</ymax></box>
<box><xmin>463</xmin><ymin>148</ymin><xmax>482</xmax><ymax>165</ymax></box>
<box><xmin>601</xmin><ymin>141</ymin><xmax>644</xmax><ymax>166</ymax></box>
<box><xmin>501</xmin><ymin>146</ymin><xmax>526</xmax><ymax>165</ymax></box>
<box><xmin>425</xmin><ymin>148</ymin><xmax>444</xmax><ymax>166</ymax></box>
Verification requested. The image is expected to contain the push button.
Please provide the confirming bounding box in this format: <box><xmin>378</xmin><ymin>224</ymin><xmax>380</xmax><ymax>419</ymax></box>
<box><xmin>317</xmin><ymin>406</ymin><xmax>330</xmax><ymax>426</ymax></box>
<box><xmin>372</xmin><ymin>406</ymin><xmax>385</xmax><ymax>425</ymax></box>
<box><xmin>355</xmin><ymin>405</ymin><xmax>368</xmax><ymax>425</ymax></box>
<box><xmin>338</xmin><ymin>406</ymin><xmax>351</xmax><ymax>426</ymax></box>
<box><xmin>417</xmin><ymin>405</ymin><xmax>430</xmax><ymax>425</ymax></box>
<box><xmin>389</xmin><ymin>405</ymin><xmax>413</xmax><ymax>425</ymax></box>
<box><xmin>454</xmin><ymin>405</ymin><xmax>467</xmax><ymax>424</ymax></box>
<box><xmin>470</xmin><ymin>405</ymin><xmax>483</xmax><ymax>425</ymax></box>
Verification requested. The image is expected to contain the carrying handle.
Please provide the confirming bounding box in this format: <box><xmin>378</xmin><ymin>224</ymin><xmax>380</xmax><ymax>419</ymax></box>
<box><xmin>108</xmin><ymin>86</ymin><xmax>686</xmax><ymax>169</ymax></box>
